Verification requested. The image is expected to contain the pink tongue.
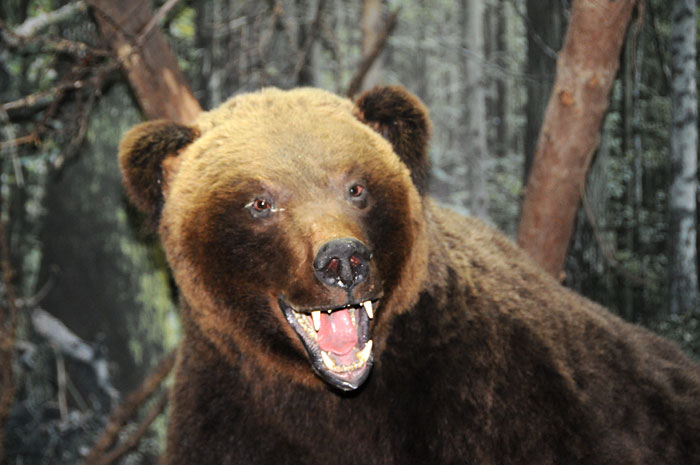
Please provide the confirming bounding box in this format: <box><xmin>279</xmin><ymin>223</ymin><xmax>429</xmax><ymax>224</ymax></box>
<box><xmin>317</xmin><ymin>309</ymin><xmax>357</xmax><ymax>355</ymax></box>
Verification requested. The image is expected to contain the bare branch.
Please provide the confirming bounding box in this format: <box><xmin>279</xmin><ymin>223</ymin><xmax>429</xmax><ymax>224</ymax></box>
<box><xmin>135</xmin><ymin>0</ymin><xmax>183</xmax><ymax>47</ymax></box>
<box><xmin>85</xmin><ymin>1</ymin><xmax>138</xmax><ymax>42</ymax></box>
<box><xmin>0</xmin><ymin>176</ymin><xmax>20</xmax><ymax>464</ymax></box>
<box><xmin>0</xmin><ymin>109</ymin><xmax>25</xmax><ymax>187</ymax></box>
<box><xmin>93</xmin><ymin>392</ymin><xmax>169</xmax><ymax>465</ymax></box>
<box><xmin>2</xmin><ymin>60</ymin><xmax>117</xmax><ymax>113</ymax></box>
<box><xmin>16</xmin><ymin>278</ymin><xmax>53</xmax><ymax>308</ymax></box>
<box><xmin>81</xmin><ymin>350</ymin><xmax>177</xmax><ymax>465</ymax></box>
<box><xmin>2</xmin><ymin>80</ymin><xmax>83</xmax><ymax>114</ymax></box>
<box><xmin>53</xmin><ymin>62</ymin><xmax>118</xmax><ymax>170</ymax></box>
<box><xmin>580</xmin><ymin>187</ymin><xmax>651</xmax><ymax>288</ymax></box>
<box><xmin>0</xmin><ymin>20</ymin><xmax>112</xmax><ymax>63</ymax></box>
<box><xmin>258</xmin><ymin>1</ymin><xmax>285</xmax><ymax>63</ymax></box>
<box><xmin>505</xmin><ymin>0</ymin><xmax>558</xmax><ymax>60</ymax></box>
<box><xmin>293</xmin><ymin>0</ymin><xmax>327</xmax><ymax>79</ymax></box>
<box><xmin>0</xmin><ymin>5</ymin><xmax>109</xmax><ymax>59</ymax></box>
<box><xmin>32</xmin><ymin>308</ymin><xmax>119</xmax><ymax>403</ymax></box>
<box><xmin>13</xmin><ymin>1</ymin><xmax>87</xmax><ymax>38</ymax></box>
<box><xmin>346</xmin><ymin>9</ymin><xmax>399</xmax><ymax>98</ymax></box>
<box><xmin>320</xmin><ymin>22</ymin><xmax>345</xmax><ymax>94</ymax></box>
<box><xmin>56</xmin><ymin>351</ymin><xmax>69</xmax><ymax>420</ymax></box>
<box><xmin>32</xmin><ymin>308</ymin><xmax>94</xmax><ymax>363</ymax></box>
<box><xmin>0</xmin><ymin>133</ymin><xmax>40</xmax><ymax>151</ymax></box>
<box><xmin>52</xmin><ymin>93</ymin><xmax>98</xmax><ymax>170</ymax></box>
<box><xmin>646</xmin><ymin>0</ymin><xmax>671</xmax><ymax>91</ymax></box>
<box><xmin>1</xmin><ymin>59</ymin><xmax>118</xmax><ymax>158</ymax></box>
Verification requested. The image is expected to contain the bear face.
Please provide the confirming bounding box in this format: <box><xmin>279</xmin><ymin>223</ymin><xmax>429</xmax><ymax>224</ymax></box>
<box><xmin>119</xmin><ymin>87</ymin><xmax>431</xmax><ymax>391</ymax></box>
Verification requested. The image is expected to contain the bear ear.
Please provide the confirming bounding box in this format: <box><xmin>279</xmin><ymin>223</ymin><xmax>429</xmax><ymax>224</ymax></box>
<box><xmin>118</xmin><ymin>120</ymin><xmax>200</xmax><ymax>221</ymax></box>
<box><xmin>354</xmin><ymin>86</ymin><xmax>432</xmax><ymax>194</ymax></box>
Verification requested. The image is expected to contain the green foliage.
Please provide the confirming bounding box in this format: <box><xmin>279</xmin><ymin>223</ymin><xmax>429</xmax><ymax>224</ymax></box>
<box><xmin>169</xmin><ymin>6</ymin><xmax>196</xmax><ymax>40</ymax></box>
<box><xmin>167</xmin><ymin>5</ymin><xmax>198</xmax><ymax>76</ymax></box>
<box><xmin>653</xmin><ymin>312</ymin><xmax>700</xmax><ymax>360</ymax></box>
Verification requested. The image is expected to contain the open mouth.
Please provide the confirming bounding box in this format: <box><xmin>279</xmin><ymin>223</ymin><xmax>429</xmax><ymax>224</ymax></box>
<box><xmin>279</xmin><ymin>296</ymin><xmax>377</xmax><ymax>391</ymax></box>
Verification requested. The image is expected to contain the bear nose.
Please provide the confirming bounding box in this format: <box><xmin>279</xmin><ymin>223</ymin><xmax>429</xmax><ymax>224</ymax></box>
<box><xmin>313</xmin><ymin>238</ymin><xmax>371</xmax><ymax>290</ymax></box>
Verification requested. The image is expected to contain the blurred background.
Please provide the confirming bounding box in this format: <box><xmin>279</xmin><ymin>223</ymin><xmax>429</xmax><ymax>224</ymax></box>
<box><xmin>0</xmin><ymin>0</ymin><xmax>698</xmax><ymax>463</ymax></box>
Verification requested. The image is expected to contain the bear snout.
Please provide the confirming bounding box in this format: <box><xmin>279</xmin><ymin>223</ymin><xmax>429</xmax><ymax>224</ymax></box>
<box><xmin>313</xmin><ymin>238</ymin><xmax>371</xmax><ymax>291</ymax></box>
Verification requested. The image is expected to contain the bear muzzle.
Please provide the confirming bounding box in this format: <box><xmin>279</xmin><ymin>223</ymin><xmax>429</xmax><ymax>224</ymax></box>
<box><xmin>274</xmin><ymin>234</ymin><xmax>382</xmax><ymax>390</ymax></box>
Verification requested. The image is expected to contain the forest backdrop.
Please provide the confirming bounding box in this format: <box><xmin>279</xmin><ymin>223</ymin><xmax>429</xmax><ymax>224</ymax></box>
<box><xmin>0</xmin><ymin>0</ymin><xmax>698</xmax><ymax>463</ymax></box>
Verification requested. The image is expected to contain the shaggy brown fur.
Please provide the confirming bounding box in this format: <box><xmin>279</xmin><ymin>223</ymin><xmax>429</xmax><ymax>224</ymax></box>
<box><xmin>118</xmin><ymin>86</ymin><xmax>700</xmax><ymax>464</ymax></box>
<box><xmin>354</xmin><ymin>86</ymin><xmax>432</xmax><ymax>194</ymax></box>
<box><xmin>118</xmin><ymin>120</ymin><xmax>199</xmax><ymax>221</ymax></box>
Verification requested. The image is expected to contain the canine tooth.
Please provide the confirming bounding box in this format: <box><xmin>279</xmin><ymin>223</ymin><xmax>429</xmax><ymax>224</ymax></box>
<box><xmin>312</xmin><ymin>311</ymin><xmax>321</xmax><ymax>331</ymax></box>
<box><xmin>321</xmin><ymin>351</ymin><xmax>335</xmax><ymax>369</ymax></box>
<box><xmin>356</xmin><ymin>340</ymin><xmax>373</xmax><ymax>362</ymax></box>
<box><xmin>363</xmin><ymin>300</ymin><xmax>374</xmax><ymax>319</ymax></box>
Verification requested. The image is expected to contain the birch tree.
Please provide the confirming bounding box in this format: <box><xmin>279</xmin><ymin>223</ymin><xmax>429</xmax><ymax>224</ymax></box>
<box><xmin>461</xmin><ymin>0</ymin><xmax>489</xmax><ymax>219</ymax></box>
<box><xmin>668</xmin><ymin>0</ymin><xmax>699</xmax><ymax>314</ymax></box>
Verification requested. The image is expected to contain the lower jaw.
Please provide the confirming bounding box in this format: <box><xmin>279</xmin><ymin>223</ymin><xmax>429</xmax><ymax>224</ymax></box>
<box><xmin>314</xmin><ymin>339</ymin><xmax>374</xmax><ymax>391</ymax></box>
<box><xmin>314</xmin><ymin>356</ymin><xmax>373</xmax><ymax>391</ymax></box>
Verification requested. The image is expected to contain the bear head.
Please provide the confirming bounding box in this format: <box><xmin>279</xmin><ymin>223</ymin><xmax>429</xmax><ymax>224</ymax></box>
<box><xmin>118</xmin><ymin>86</ymin><xmax>431</xmax><ymax>391</ymax></box>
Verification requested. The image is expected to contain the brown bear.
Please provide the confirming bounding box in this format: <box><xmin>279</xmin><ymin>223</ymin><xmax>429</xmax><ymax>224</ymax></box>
<box><xmin>118</xmin><ymin>86</ymin><xmax>700</xmax><ymax>464</ymax></box>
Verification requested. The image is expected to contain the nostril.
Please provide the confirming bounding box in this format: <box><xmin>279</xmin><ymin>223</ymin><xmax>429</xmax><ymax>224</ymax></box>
<box><xmin>349</xmin><ymin>255</ymin><xmax>361</xmax><ymax>268</ymax></box>
<box><xmin>327</xmin><ymin>258</ymin><xmax>339</xmax><ymax>273</ymax></box>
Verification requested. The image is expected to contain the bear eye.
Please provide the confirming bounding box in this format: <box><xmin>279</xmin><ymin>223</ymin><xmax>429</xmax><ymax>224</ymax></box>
<box><xmin>246</xmin><ymin>198</ymin><xmax>276</xmax><ymax>218</ymax></box>
<box><xmin>253</xmin><ymin>198</ymin><xmax>270</xmax><ymax>210</ymax></box>
<box><xmin>347</xmin><ymin>183</ymin><xmax>368</xmax><ymax>209</ymax></box>
<box><xmin>348</xmin><ymin>184</ymin><xmax>365</xmax><ymax>198</ymax></box>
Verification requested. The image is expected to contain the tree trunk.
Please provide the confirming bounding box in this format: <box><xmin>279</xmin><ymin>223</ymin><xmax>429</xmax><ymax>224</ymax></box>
<box><xmin>295</xmin><ymin>0</ymin><xmax>322</xmax><ymax>87</ymax></box>
<box><xmin>516</xmin><ymin>0</ymin><xmax>638</xmax><ymax>278</ymax></box>
<box><xmin>668</xmin><ymin>0</ymin><xmax>699</xmax><ymax>314</ymax></box>
<box><xmin>461</xmin><ymin>0</ymin><xmax>488</xmax><ymax>219</ymax></box>
<box><xmin>618</xmin><ymin>27</ymin><xmax>646</xmax><ymax>320</ymax></box>
<box><xmin>360</xmin><ymin>0</ymin><xmax>384</xmax><ymax>92</ymax></box>
<box><xmin>87</xmin><ymin>0</ymin><xmax>201</xmax><ymax>123</ymax></box>
<box><xmin>195</xmin><ymin>0</ymin><xmax>236</xmax><ymax>109</ymax></box>
<box><xmin>414</xmin><ymin>0</ymin><xmax>428</xmax><ymax>102</ymax></box>
<box><xmin>346</xmin><ymin>9</ymin><xmax>398</xmax><ymax>98</ymax></box>
<box><xmin>523</xmin><ymin>0</ymin><xmax>565</xmax><ymax>185</ymax></box>
<box><xmin>36</xmin><ymin>84</ymin><xmax>180</xmax><ymax>394</ymax></box>
<box><xmin>494</xmin><ymin>0</ymin><xmax>508</xmax><ymax>157</ymax></box>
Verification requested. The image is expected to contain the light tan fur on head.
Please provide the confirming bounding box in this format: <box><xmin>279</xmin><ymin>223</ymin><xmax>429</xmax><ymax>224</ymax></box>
<box><xmin>148</xmin><ymin>88</ymin><xmax>428</xmax><ymax>386</ymax></box>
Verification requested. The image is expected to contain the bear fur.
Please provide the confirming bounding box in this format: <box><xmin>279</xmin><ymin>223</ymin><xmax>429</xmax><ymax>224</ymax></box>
<box><xmin>118</xmin><ymin>86</ymin><xmax>700</xmax><ymax>464</ymax></box>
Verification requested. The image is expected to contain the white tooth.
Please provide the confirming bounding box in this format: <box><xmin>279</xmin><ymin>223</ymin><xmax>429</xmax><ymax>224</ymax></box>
<box><xmin>356</xmin><ymin>340</ymin><xmax>373</xmax><ymax>362</ymax></box>
<box><xmin>363</xmin><ymin>300</ymin><xmax>374</xmax><ymax>319</ymax></box>
<box><xmin>312</xmin><ymin>311</ymin><xmax>321</xmax><ymax>331</ymax></box>
<box><xmin>321</xmin><ymin>351</ymin><xmax>335</xmax><ymax>369</ymax></box>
